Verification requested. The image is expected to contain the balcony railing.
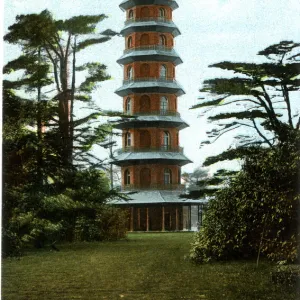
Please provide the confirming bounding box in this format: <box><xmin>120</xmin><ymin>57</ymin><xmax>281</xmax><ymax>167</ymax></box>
<box><xmin>123</xmin><ymin>45</ymin><xmax>174</xmax><ymax>55</ymax></box>
<box><xmin>123</xmin><ymin>77</ymin><xmax>176</xmax><ymax>85</ymax></box>
<box><xmin>125</xmin><ymin>17</ymin><xmax>173</xmax><ymax>25</ymax></box>
<box><xmin>124</xmin><ymin>110</ymin><xmax>180</xmax><ymax>117</ymax></box>
<box><xmin>122</xmin><ymin>183</ymin><xmax>185</xmax><ymax>191</ymax></box>
<box><xmin>116</xmin><ymin>145</ymin><xmax>183</xmax><ymax>155</ymax></box>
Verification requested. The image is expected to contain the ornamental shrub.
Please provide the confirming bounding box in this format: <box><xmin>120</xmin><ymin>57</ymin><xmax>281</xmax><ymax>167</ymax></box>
<box><xmin>190</xmin><ymin>140</ymin><xmax>300</xmax><ymax>263</ymax></box>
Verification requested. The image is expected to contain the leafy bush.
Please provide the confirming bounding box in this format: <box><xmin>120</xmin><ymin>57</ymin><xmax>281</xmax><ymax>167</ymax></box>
<box><xmin>74</xmin><ymin>206</ymin><xmax>128</xmax><ymax>241</ymax></box>
<box><xmin>2</xmin><ymin>169</ymin><xmax>127</xmax><ymax>256</ymax></box>
<box><xmin>271</xmin><ymin>263</ymin><xmax>300</xmax><ymax>287</ymax></box>
<box><xmin>190</xmin><ymin>141</ymin><xmax>300</xmax><ymax>263</ymax></box>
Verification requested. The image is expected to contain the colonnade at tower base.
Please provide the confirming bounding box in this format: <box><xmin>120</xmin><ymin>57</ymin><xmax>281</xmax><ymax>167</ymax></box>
<box><xmin>112</xmin><ymin>191</ymin><xmax>207</xmax><ymax>232</ymax></box>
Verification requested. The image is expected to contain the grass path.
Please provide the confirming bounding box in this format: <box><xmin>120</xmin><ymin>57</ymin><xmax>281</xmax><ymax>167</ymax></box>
<box><xmin>2</xmin><ymin>233</ymin><xmax>298</xmax><ymax>299</ymax></box>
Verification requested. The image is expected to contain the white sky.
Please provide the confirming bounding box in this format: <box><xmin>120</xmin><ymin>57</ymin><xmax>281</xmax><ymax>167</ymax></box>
<box><xmin>3</xmin><ymin>0</ymin><xmax>300</xmax><ymax>173</ymax></box>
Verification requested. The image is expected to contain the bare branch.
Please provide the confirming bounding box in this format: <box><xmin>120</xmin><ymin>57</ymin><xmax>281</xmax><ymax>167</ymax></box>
<box><xmin>252</xmin><ymin>119</ymin><xmax>274</xmax><ymax>148</ymax></box>
<box><xmin>211</xmin><ymin>125</ymin><xmax>241</xmax><ymax>143</ymax></box>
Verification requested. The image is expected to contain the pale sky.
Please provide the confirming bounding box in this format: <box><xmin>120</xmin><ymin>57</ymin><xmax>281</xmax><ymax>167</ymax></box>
<box><xmin>3</xmin><ymin>0</ymin><xmax>300</xmax><ymax>173</ymax></box>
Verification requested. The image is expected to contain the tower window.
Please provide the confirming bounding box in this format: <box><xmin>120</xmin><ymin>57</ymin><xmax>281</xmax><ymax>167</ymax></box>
<box><xmin>164</xmin><ymin>168</ymin><xmax>172</xmax><ymax>185</ymax></box>
<box><xmin>160</xmin><ymin>64</ymin><xmax>167</xmax><ymax>79</ymax></box>
<box><xmin>159</xmin><ymin>8</ymin><xmax>166</xmax><ymax>18</ymax></box>
<box><xmin>140</xmin><ymin>95</ymin><xmax>151</xmax><ymax>112</ymax></box>
<box><xmin>140</xmin><ymin>34</ymin><xmax>149</xmax><ymax>46</ymax></box>
<box><xmin>159</xmin><ymin>35</ymin><xmax>167</xmax><ymax>46</ymax></box>
<box><xmin>126</xmin><ymin>97</ymin><xmax>131</xmax><ymax>114</ymax></box>
<box><xmin>140</xmin><ymin>63</ymin><xmax>150</xmax><ymax>77</ymax></box>
<box><xmin>125</xmin><ymin>132</ymin><xmax>132</xmax><ymax>147</ymax></box>
<box><xmin>124</xmin><ymin>169</ymin><xmax>131</xmax><ymax>185</ymax></box>
<box><xmin>163</xmin><ymin>131</ymin><xmax>170</xmax><ymax>150</ymax></box>
<box><xmin>128</xmin><ymin>10</ymin><xmax>134</xmax><ymax>19</ymax></box>
<box><xmin>160</xmin><ymin>96</ymin><xmax>168</xmax><ymax>114</ymax></box>
<box><xmin>127</xmin><ymin>36</ymin><xmax>133</xmax><ymax>48</ymax></box>
<box><xmin>141</xmin><ymin>7</ymin><xmax>150</xmax><ymax>18</ymax></box>
<box><xmin>127</xmin><ymin>66</ymin><xmax>133</xmax><ymax>79</ymax></box>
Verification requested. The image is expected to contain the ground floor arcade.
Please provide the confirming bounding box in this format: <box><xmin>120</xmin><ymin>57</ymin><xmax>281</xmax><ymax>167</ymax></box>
<box><xmin>123</xmin><ymin>204</ymin><xmax>205</xmax><ymax>231</ymax></box>
<box><xmin>112</xmin><ymin>190</ymin><xmax>207</xmax><ymax>232</ymax></box>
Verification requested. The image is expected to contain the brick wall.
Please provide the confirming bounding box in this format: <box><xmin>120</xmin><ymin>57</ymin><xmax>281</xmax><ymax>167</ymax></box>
<box><xmin>125</xmin><ymin>32</ymin><xmax>174</xmax><ymax>49</ymax></box>
<box><xmin>126</xmin><ymin>5</ymin><xmax>172</xmax><ymax>20</ymax></box>
<box><xmin>123</xmin><ymin>93</ymin><xmax>177</xmax><ymax>113</ymax></box>
<box><xmin>121</xmin><ymin>164</ymin><xmax>180</xmax><ymax>187</ymax></box>
<box><xmin>124</xmin><ymin>61</ymin><xmax>175</xmax><ymax>79</ymax></box>
<box><xmin>122</xmin><ymin>127</ymin><xmax>179</xmax><ymax>148</ymax></box>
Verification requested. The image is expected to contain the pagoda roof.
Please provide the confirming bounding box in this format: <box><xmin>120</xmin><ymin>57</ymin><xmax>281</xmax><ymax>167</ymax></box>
<box><xmin>110</xmin><ymin>190</ymin><xmax>207</xmax><ymax>205</ymax></box>
<box><xmin>113</xmin><ymin>114</ymin><xmax>189</xmax><ymax>130</ymax></box>
<box><xmin>119</xmin><ymin>0</ymin><xmax>179</xmax><ymax>11</ymax></box>
<box><xmin>115</xmin><ymin>79</ymin><xmax>185</xmax><ymax>97</ymax></box>
<box><xmin>111</xmin><ymin>151</ymin><xmax>192</xmax><ymax>166</ymax></box>
<box><xmin>117</xmin><ymin>47</ymin><xmax>183</xmax><ymax>66</ymax></box>
<box><xmin>120</xmin><ymin>19</ymin><xmax>180</xmax><ymax>37</ymax></box>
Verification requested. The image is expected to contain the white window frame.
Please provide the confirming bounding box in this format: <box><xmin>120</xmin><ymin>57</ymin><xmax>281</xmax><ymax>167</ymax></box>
<box><xmin>160</xmin><ymin>64</ymin><xmax>167</xmax><ymax>78</ymax></box>
<box><xmin>160</xmin><ymin>96</ymin><xmax>168</xmax><ymax>114</ymax></box>
<box><xmin>164</xmin><ymin>169</ymin><xmax>172</xmax><ymax>184</ymax></box>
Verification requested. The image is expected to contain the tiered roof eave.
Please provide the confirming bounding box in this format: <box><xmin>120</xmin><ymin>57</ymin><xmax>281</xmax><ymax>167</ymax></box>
<box><xmin>119</xmin><ymin>0</ymin><xmax>179</xmax><ymax>11</ymax></box>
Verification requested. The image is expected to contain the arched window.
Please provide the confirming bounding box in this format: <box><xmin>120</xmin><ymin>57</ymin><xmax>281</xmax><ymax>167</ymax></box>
<box><xmin>140</xmin><ymin>34</ymin><xmax>149</xmax><ymax>46</ymax></box>
<box><xmin>125</xmin><ymin>97</ymin><xmax>131</xmax><ymax>114</ymax></box>
<box><xmin>160</xmin><ymin>64</ymin><xmax>167</xmax><ymax>79</ymax></box>
<box><xmin>125</xmin><ymin>132</ymin><xmax>132</xmax><ymax>147</ymax></box>
<box><xmin>141</xmin><ymin>7</ymin><xmax>150</xmax><ymax>17</ymax></box>
<box><xmin>163</xmin><ymin>131</ymin><xmax>170</xmax><ymax>150</ymax></box>
<box><xmin>159</xmin><ymin>35</ymin><xmax>167</xmax><ymax>46</ymax></box>
<box><xmin>124</xmin><ymin>169</ymin><xmax>131</xmax><ymax>185</ymax></box>
<box><xmin>127</xmin><ymin>36</ymin><xmax>133</xmax><ymax>48</ymax></box>
<box><xmin>127</xmin><ymin>66</ymin><xmax>133</xmax><ymax>79</ymax></box>
<box><xmin>140</xmin><ymin>130</ymin><xmax>151</xmax><ymax>148</ymax></box>
<box><xmin>159</xmin><ymin>8</ymin><xmax>166</xmax><ymax>18</ymax></box>
<box><xmin>140</xmin><ymin>95</ymin><xmax>151</xmax><ymax>113</ymax></box>
<box><xmin>164</xmin><ymin>169</ymin><xmax>172</xmax><ymax>185</ymax></box>
<box><xmin>140</xmin><ymin>168</ymin><xmax>151</xmax><ymax>187</ymax></box>
<box><xmin>160</xmin><ymin>96</ymin><xmax>168</xmax><ymax>114</ymax></box>
<box><xmin>140</xmin><ymin>63</ymin><xmax>150</xmax><ymax>77</ymax></box>
<box><xmin>128</xmin><ymin>10</ymin><xmax>134</xmax><ymax>19</ymax></box>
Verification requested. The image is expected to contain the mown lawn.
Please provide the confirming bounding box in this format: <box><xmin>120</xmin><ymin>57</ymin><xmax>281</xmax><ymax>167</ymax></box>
<box><xmin>2</xmin><ymin>233</ymin><xmax>298</xmax><ymax>300</ymax></box>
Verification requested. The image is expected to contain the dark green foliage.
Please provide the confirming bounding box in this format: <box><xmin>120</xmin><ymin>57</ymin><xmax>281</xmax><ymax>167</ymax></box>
<box><xmin>190</xmin><ymin>42</ymin><xmax>300</xmax><ymax>264</ymax></box>
<box><xmin>192</xmin><ymin>41</ymin><xmax>300</xmax><ymax>152</ymax></box>
<box><xmin>271</xmin><ymin>264</ymin><xmax>300</xmax><ymax>287</ymax></box>
<box><xmin>74</xmin><ymin>207</ymin><xmax>128</xmax><ymax>242</ymax></box>
<box><xmin>190</xmin><ymin>138</ymin><xmax>300</xmax><ymax>263</ymax></box>
<box><xmin>2</xmin><ymin>10</ymin><xmax>124</xmax><ymax>257</ymax></box>
<box><xmin>182</xmin><ymin>167</ymin><xmax>237</xmax><ymax>199</ymax></box>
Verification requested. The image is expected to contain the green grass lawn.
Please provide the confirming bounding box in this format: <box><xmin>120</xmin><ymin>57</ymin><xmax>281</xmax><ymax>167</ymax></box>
<box><xmin>2</xmin><ymin>233</ymin><xmax>298</xmax><ymax>300</ymax></box>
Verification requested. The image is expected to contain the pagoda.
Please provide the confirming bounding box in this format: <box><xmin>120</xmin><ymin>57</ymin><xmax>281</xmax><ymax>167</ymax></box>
<box><xmin>112</xmin><ymin>0</ymin><xmax>205</xmax><ymax>231</ymax></box>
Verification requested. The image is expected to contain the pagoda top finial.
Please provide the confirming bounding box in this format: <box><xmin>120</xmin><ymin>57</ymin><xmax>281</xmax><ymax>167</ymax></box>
<box><xmin>119</xmin><ymin>0</ymin><xmax>179</xmax><ymax>12</ymax></box>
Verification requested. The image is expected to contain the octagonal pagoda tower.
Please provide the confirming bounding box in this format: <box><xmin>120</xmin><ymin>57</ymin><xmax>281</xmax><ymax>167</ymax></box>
<box><xmin>113</xmin><ymin>0</ymin><xmax>191</xmax><ymax>192</ymax></box>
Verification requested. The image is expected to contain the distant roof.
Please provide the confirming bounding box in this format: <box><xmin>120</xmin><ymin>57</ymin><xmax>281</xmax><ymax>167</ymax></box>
<box><xmin>110</xmin><ymin>190</ymin><xmax>208</xmax><ymax>205</ymax></box>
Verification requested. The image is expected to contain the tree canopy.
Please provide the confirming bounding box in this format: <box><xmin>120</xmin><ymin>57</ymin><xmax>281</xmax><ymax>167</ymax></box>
<box><xmin>2</xmin><ymin>10</ymin><xmax>126</xmax><ymax>257</ymax></box>
<box><xmin>190</xmin><ymin>41</ymin><xmax>300</xmax><ymax>264</ymax></box>
<box><xmin>192</xmin><ymin>41</ymin><xmax>300</xmax><ymax>166</ymax></box>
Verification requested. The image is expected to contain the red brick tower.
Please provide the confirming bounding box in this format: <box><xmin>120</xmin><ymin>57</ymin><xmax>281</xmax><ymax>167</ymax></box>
<box><xmin>110</xmin><ymin>0</ymin><xmax>203</xmax><ymax>232</ymax></box>
<box><xmin>113</xmin><ymin>0</ymin><xmax>191</xmax><ymax>193</ymax></box>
